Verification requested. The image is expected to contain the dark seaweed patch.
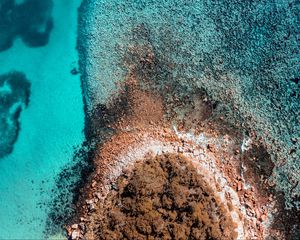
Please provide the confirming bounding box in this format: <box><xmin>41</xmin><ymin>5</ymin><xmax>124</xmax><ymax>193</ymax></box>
<box><xmin>0</xmin><ymin>71</ymin><xmax>31</xmax><ymax>158</ymax></box>
<box><xmin>44</xmin><ymin>142</ymin><xmax>95</xmax><ymax>236</ymax></box>
<box><xmin>0</xmin><ymin>0</ymin><xmax>53</xmax><ymax>52</ymax></box>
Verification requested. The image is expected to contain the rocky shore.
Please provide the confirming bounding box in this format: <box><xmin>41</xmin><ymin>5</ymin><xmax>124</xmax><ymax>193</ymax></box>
<box><xmin>64</xmin><ymin>0</ymin><xmax>300</xmax><ymax>238</ymax></box>
<box><xmin>66</xmin><ymin>74</ymin><xmax>299</xmax><ymax>239</ymax></box>
<box><xmin>78</xmin><ymin>0</ymin><xmax>300</xmax><ymax>208</ymax></box>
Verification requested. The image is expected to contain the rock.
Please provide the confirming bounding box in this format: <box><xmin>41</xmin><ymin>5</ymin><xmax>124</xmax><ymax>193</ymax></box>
<box><xmin>187</xmin><ymin>147</ymin><xmax>193</xmax><ymax>153</ymax></box>
<box><xmin>193</xmin><ymin>149</ymin><xmax>201</xmax><ymax>156</ymax></box>
<box><xmin>86</xmin><ymin>199</ymin><xmax>93</xmax><ymax>205</ymax></box>
<box><xmin>71</xmin><ymin>224</ymin><xmax>78</xmax><ymax>229</ymax></box>
<box><xmin>260</xmin><ymin>214</ymin><xmax>267</xmax><ymax>221</ymax></box>
<box><xmin>71</xmin><ymin>230</ymin><xmax>80</xmax><ymax>240</ymax></box>
<box><xmin>255</xmin><ymin>209</ymin><xmax>261</xmax><ymax>219</ymax></box>
<box><xmin>291</xmin><ymin>138</ymin><xmax>297</xmax><ymax>144</ymax></box>
<box><xmin>79</xmin><ymin>223</ymin><xmax>86</xmax><ymax>232</ymax></box>
<box><xmin>88</xmin><ymin>203</ymin><xmax>96</xmax><ymax>212</ymax></box>
<box><xmin>207</xmin><ymin>144</ymin><xmax>216</xmax><ymax>153</ymax></box>
<box><xmin>246</xmin><ymin>208</ymin><xmax>254</xmax><ymax>217</ymax></box>
<box><xmin>122</xmin><ymin>167</ymin><xmax>130</xmax><ymax>175</ymax></box>
<box><xmin>94</xmin><ymin>192</ymin><xmax>102</xmax><ymax>199</ymax></box>
<box><xmin>177</xmin><ymin>146</ymin><xmax>184</xmax><ymax>153</ymax></box>
<box><xmin>237</xmin><ymin>181</ymin><xmax>243</xmax><ymax>191</ymax></box>
<box><xmin>66</xmin><ymin>226</ymin><xmax>72</xmax><ymax>236</ymax></box>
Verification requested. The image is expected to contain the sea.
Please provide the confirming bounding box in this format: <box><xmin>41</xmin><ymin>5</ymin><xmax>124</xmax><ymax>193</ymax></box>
<box><xmin>0</xmin><ymin>0</ymin><xmax>84</xmax><ymax>238</ymax></box>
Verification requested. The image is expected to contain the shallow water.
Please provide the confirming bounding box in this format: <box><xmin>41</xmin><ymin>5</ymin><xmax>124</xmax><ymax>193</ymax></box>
<box><xmin>0</xmin><ymin>0</ymin><xmax>84</xmax><ymax>238</ymax></box>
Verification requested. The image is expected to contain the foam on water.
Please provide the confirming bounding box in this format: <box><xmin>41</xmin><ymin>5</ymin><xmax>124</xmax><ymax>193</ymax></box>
<box><xmin>0</xmin><ymin>0</ymin><xmax>84</xmax><ymax>238</ymax></box>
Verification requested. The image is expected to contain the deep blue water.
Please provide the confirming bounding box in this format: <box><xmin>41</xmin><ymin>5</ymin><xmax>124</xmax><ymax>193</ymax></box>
<box><xmin>0</xmin><ymin>0</ymin><xmax>84</xmax><ymax>238</ymax></box>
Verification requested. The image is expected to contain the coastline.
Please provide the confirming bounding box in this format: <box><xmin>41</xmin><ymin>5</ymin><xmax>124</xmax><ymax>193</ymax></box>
<box><xmin>66</xmin><ymin>0</ymin><xmax>300</xmax><ymax>239</ymax></box>
<box><xmin>77</xmin><ymin>0</ymin><xmax>300</xmax><ymax>207</ymax></box>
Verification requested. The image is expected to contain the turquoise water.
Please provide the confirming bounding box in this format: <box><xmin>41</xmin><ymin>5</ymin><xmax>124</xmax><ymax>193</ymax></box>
<box><xmin>0</xmin><ymin>0</ymin><xmax>84</xmax><ymax>238</ymax></box>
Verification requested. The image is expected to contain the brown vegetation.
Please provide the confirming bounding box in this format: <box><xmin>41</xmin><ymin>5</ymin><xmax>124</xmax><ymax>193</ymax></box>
<box><xmin>92</xmin><ymin>154</ymin><xmax>237</xmax><ymax>240</ymax></box>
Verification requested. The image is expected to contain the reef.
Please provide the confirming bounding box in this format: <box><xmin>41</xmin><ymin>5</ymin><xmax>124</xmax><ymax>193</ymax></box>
<box><xmin>0</xmin><ymin>71</ymin><xmax>30</xmax><ymax>158</ymax></box>
<box><xmin>0</xmin><ymin>0</ymin><xmax>53</xmax><ymax>52</ymax></box>
<box><xmin>60</xmin><ymin>0</ymin><xmax>300</xmax><ymax>239</ymax></box>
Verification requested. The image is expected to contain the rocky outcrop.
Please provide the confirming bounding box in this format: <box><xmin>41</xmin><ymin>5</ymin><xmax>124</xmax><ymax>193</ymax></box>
<box><xmin>78</xmin><ymin>0</ymin><xmax>300</xmax><ymax>209</ymax></box>
<box><xmin>71</xmin><ymin>0</ymin><xmax>300</xmax><ymax>238</ymax></box>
